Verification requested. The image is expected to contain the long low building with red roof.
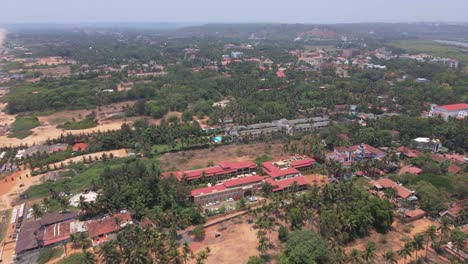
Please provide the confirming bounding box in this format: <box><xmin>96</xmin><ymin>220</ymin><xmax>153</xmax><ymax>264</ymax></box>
<box><xmin>191</xmin><ymin>175</ymin><xmax>265</xmax><ymax>204</ymax></box>
<box><xmin>85</xmin><ymin>212</ymin><xmax>133</xmax><ymax>246</ymax></box>
<box><xmin>190</xmin><ymin>156</ymin><xmax>317</xmax><ymax>204</ymax></box>
<box><xmin>163</xmin><ymin>161</ymin><xmax>257</xmax><ymax>183</ymax></box>
<box><xmin>266</xmin><ymin>176</ymin><xmax>308</xmax><ymax>192</ymax></box>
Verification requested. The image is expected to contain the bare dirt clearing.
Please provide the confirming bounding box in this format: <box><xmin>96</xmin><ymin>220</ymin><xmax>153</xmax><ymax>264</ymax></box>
<box><xmin>0</xmin><ymin>101</ymin><xmax>138</xmax><ymax>147</ymax></box>
<box><xmin>159</xmin><ymin>142</ymin><xmax>287</xmax><ymax>171</ymax></box>
<box><xmin>345</xmin><ymin>218</ymin><xmax>442</xmax><ymax>263</ymax></box>
<box><xmin>189</xmin><ymin>216</ymin><xmax>267</xmax><ymax>264</ymax></box>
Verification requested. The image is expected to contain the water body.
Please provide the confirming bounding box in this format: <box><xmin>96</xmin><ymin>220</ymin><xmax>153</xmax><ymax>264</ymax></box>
<box><xmin>434</xmin><ymin>39</ymin><xmax>468</xmax><ymax>48</ymax></box>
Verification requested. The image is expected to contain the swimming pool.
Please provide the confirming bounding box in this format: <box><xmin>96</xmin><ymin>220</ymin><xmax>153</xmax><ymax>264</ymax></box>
<box><xmin>213</xmin><ymin>136</ymin><xmax>223</xmax><ymax>143</ymax></box>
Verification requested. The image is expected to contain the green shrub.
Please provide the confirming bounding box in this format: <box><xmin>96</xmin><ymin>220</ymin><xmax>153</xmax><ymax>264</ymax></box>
<box><xmin>9</xmin><ymin>116</ymin><xmax>40</xmax><ymax>139</ymax></box>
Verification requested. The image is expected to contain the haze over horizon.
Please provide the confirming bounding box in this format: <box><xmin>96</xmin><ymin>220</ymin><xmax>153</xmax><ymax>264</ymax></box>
<box><xmin>2</xmin><ymin>0</ymin><xmax>468</xmax><ymax>25</ymax></box>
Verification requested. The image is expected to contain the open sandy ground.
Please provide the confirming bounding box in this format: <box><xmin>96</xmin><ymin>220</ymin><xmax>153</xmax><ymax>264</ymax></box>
<box><xmin>189</xmin><ymin>216</ymin><xmax>265</xmax><ymax>264</ymax></box>
<box><xmin>0</xmin><ymin>101</ymin><xmax>182</xmax><ymax>148</ymax></box>
<box><xmin>0</xmin><ymin>101</ymin><xmax>138</xmax><ymax>148</ymax></box>
<box><xmin>345</xmin><ymin>218</ymin><xmax>443</xmax><ymax>263</ymax></box>
<box><xmin>159</xmin><ymin>142</ymin><xmax>287</xmax><ymax>171</ymax></box>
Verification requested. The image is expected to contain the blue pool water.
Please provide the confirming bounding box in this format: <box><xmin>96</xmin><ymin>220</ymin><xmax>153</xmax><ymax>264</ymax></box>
<box><xmin>213</xmin><ymin>136</ymin><xmax>223</xmax><ymax>143</ymax></box>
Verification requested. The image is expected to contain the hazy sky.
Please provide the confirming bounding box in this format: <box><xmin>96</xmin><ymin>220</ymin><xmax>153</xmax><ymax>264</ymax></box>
<box><xmin>2</xmin><ymin>0</ymin><xmax>468</xmax><ymax>24</ymax></box>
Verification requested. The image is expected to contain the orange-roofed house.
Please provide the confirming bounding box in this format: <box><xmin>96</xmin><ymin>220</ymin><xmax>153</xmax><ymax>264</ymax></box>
<box><xmin>396</xmin><ymin>146</ymin><xmax>423</xmax><ymax>158</ymax></box>
<box><xmin>85</xmin><ymin>212</ymin><xmax>132</xmax><ymax>246</ymax></box>
<box><xmin>404</xmin><ymin>208</ymin><xmax>426</xmax><ymax>222</ymax></box>
<box><xmin>399</xmin><ymin>165</ymin><xmax>423</xmax><ymax>175</ymax></box>
<box><xmin>72</xmin><ymin>143</ymin><xmax>88</xmax><ymax>152</ymax></box>
<box><xmin>370</xmin><ymin>178</ymin><xmax>415</xmax><ymax>199</ymax></box>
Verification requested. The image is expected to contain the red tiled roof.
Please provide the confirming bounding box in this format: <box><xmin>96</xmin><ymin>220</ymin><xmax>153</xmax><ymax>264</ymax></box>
<box><xmin>267</xmin><ymin>176</ymin><xmax>308</xmax><ymax>192</ymax></box>
<box><xmin>190</xmin><ymin>185</ymin><xmax>226</xmax><ymax>197</ymax></box>
<box><xmin>373</xmin><ymin>178</ymin><xmax>398</xmax><ymax>189</ymax></box>
<box><xmin>222</xmin><ymin>175</ymin><xmax>264</xmax><ymax>188</ymax></box>
<box><xmin>445</xmin><ymin>154</ymin><xmax>466</xmax><ymax>163</ymax></box>
<box><xmin>265</xmin><ymin>167</ymin><xmax>300</xmax><ymax>178</ymax></box>
<box><xmin>42</xmin><ymin>221</ymin><xmax>72</xmax><ymax>246</ymax></box>
<box><xmin>395</xmin><ymin>185</ymin><xmax>412</xmax><ymax>199</ymax></box>
<box><xmin>290</xmin><ymin>157</ymin><xmax>316</xmax><ymax>169</ymax></box>
<box><xmin>163</xmin><ymin>161</ymin><xmax>256</xmax><ymax>181</ymax></box>
<box><xmin>437</xmin><ymin>103</ymin><xmax>468</xmax><ymax>112</ymax></box>
<box><xmin>399</xmin><ymin>165</ymin><xmax>423</xmax><ymax>175</ymax></box>
<box><xmin>262</xmin><ymin>156</ymin><xmax>314</xmax><ymax>178</ymax></box>
<box><xmin>447</xmin><ymin>200</ymin><xmax>465</xmax><ymax>217</ymax></box>
<box><xmin>431</xmin><ymin>154</ymin><xmax>446</xmax><ymax>163</ymax></box>
<box><xmin>72</xmin><ymin>143</ymin><xmax>88</xmax><ymax>152</ymax></box>
<box><xmin>405</xmin><ymin>208</ymin><xmax>426</xmax><ymax>219</ymax></box>
<box><xmin>86</xmin><ymin>213</ymin><xmax>132</xmax><ymax>238</ymax></box>
<box><xmin>396</xmin><ymin>146</ymin><xmax>422</xmax><ymax>158</ymax></box>
<box><xmin>448</xmin><ymin>163</ymin><xmax>462</xmax><ymax>174</ymax></box>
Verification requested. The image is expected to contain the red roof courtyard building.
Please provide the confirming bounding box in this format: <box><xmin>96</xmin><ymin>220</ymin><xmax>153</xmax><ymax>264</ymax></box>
<box><xmin>162</xmin><ymin>161</ymin><xmax>257</xmax><ymax>183</ymax></box>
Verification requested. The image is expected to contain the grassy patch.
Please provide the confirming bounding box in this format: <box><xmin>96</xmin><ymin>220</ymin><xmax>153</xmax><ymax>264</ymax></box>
<box><xmin>0</xmin><ymin>209</ymin><xmax>11</xmax><ymax>242</ymax></box>
<box><xmin>37</xmin><ymin>246</ymin><xmax>64</xmax><ymax>264</ymax></box>
<box><xmin>24</xmin><ymin>165</ymin><xmax>104</xmax><ymax>199</ymax></box>
<box><xmin>24</xmin><ymin>158</ymin><xmax>131</xmax><ymax>199</ymax></box>
<box><xmin>389</xmin><ymin>40</ymin><xmax>468</xmax><ymax>64</ymax></box>
<box><xmin>58</xmin><ymin>113</ymin><xmax>98</xmax><ymax>130</ymax></box>
<box><xmin>58</xmin><ymin>253</ymin><xmax>86</xmax><ymax>264</ymax></box>
<box><xmin>8</xmin><ymin>116</ymin><xmax>40</xmax><ymax>139</ymax></box>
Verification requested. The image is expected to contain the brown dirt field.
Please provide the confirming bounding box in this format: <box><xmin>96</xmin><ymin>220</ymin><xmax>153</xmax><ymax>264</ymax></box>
<box><xmin>189</xmin><ymin>216</ymin><xmax>263</xmax><ymax>264</ymax></box>
<box><xmin>345</xmin><ymin>218</ymin><xmax>441</xmax><ymax>263</ymax></box>
<box><xmin>303</xmin><ymin>174</ymin><xmax>329</xmax><ymax>187</ymax></box>
<box><xmin>159</xmin><ymin>142</ymin><xmax>287</xmax><ymax>171</ymax></box>
<box><xmin>0</xmin><ymin>101</ymin><xmax>183</xmax><ymax>148</ymax></box>
<box><xmin>24</xmin><ymin>57</ymin><xmax>72</xmax><ymax>67</ymax></box>
<box><xmin>0</xmin><ymin>101</ymin><xmax>138</xmax><ymax>148</ymax></box>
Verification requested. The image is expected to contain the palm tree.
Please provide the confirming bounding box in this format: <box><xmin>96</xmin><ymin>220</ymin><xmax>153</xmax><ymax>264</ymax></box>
<box><xmin>438</xmin><ymin>217</ymin><xmax>452</xmax><ymax>244</ymax></box>
<box><xmin>381</xmin><ymin>249</ymin><xmax>398</xmax><ymax>264</ymax></box>
<box><xmin>31</xmin><ymin>204</ymin><xmax>44</xmax><ymax>219</ymax></box>
<box><xmin>330</xmin><ymin>246</ymin><xmax>347</xmax><ymax>264</ymax></box>
<box><xmin>97</xmin><ymin>241</ymin><xmax>119</xmax><ymax>264</ymax></box>
<box><xmin>424</xmin><ymin>225</ymin><xmax>437</xmax><ymax>259</ymax></box>
<box><xmin>363</xmin><ymin>241</ymin><xmax>376</xmax><ymax>263</ymax></box>
<box><xmin>182</xmin><ymin>242</ymin><xmax>194</xmax><ymax>264</ymax></box>
<box><xmin>398</xmin><ymin>242</ymin><xmax>414</xmax><ymax>264</ymax></box>
<box><xmin>70</xmin><ymin>233</ymin><xmax>79</xmax><ymax>249</ymax></box>
<box><xmin>412</xmin><ymin>234</ymin><xmax>425</xmax><ymax>260</ymax></box>
<box><xmin>83</xmin><ymin>251</ymin><xmax>95</xmax><ymax>264</ymax></box>
<box><xmin>348</xmin><ymin>249</ymin><xmax>362</xmax><ymax>264</ymax></box>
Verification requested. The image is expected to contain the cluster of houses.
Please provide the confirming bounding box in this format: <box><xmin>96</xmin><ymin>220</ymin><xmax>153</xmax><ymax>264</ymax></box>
<box><xmin>15</xmin><ymin>211</ymin><xmax>134</xmax><ymax>256</ymax></box>
<box><xmin>12</xmin><ymin>142</ymin><xmax>88</xmax><ymax>160</ymax></box>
